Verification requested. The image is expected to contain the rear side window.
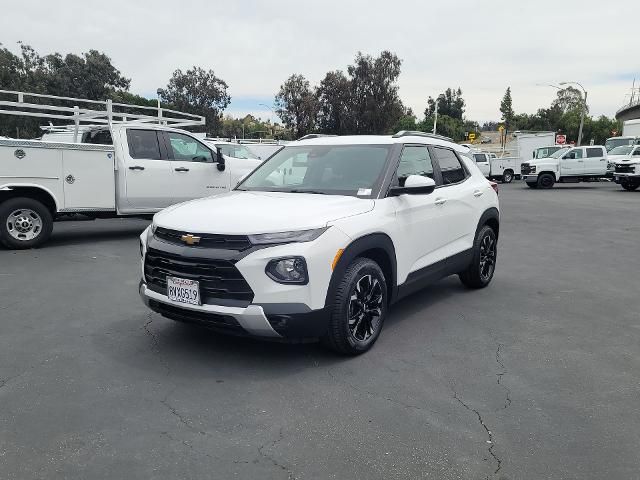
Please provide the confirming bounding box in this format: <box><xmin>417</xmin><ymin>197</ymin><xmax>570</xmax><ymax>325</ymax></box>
<box><xmin>473</xmin><ymin>153</ymin><xmax>488</xmax><ymax>163</ymax></box>
<box><xmin>586</xmin><ymin>147</ymin><xmax>604</xmax><ymax>158</ymax></box>
<box><xmin>127</xmin><ymin>130</ymin><xmax>162</xmax><ymax>160</ymax></box>
<box><xmin>397</xmin><ymin>146</ymin><xmax>435</xmax><ymax>186</ymax></box>
<box><xmin>433</xmin><ymin>147</ymin><xmax>467</xmax><ymax>184</ymax></box>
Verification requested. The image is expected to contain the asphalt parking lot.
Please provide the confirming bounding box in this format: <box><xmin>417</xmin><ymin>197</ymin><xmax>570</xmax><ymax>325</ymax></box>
<box><xmin>1</xmin><ymin>182</ymin><xmax>639</xmax><ymax>480</ymax></box>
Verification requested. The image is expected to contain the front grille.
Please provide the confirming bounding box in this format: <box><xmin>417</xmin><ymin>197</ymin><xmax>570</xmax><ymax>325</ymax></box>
<box><xmin>615</xmin><ymin>164</ymin><xmax>634</xmax><ymax>174</ymax></box>
<box><xmin>149</xmin><ymin>300</ymin><xmax>244</xmax><ymax>332</ymax></box>
<box><xmin>144</xmin><ymin>248</ymin><xmax>254</xmax><ymax>306</ymax></box>
<box><xmin>521</xmin><ymin>163</ymin><xmax>532</xmax><ymax>175</ymax></box>
<box><xmin>155</xmin><ymin>227</ymin><xmax>252</xmax><ymax>251</ymax></box>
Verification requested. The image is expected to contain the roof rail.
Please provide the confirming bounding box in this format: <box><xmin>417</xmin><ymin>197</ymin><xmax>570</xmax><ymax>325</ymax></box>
<box><xmin>392</xmin><ymin>130</ymin><xmax>453</xmax><ymax>142</ymax></box>
<box><xmin>0</xmin><ymin>89</ymin><xmax>205</xmax><ymax>132</ymax></box>
<box><xmin>297</xmin><ymin>134</ymin><xmax>338</xmax><ymax>141</ymax></box>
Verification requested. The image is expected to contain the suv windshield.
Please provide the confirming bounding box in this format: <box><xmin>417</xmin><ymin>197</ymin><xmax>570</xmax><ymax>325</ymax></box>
<box><xmin>609</xmin><ymin>145</ymin><xmax>634</xmax><ymax>155</ymax></box>
<box><xmin>549</xmin><ymin>147</ymin><xmax>570</xmax><ymax>159</ymax></box>
<box><xmin>237</xmin><ymin>144</ymin><xmax>391</xmax><ymax>197</ymax></box>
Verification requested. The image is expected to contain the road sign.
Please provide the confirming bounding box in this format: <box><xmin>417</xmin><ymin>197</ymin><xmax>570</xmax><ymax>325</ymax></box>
<box><xmin>468</xmin><ymin>133</ymin><xmax>476</xmax><ymax>141</ymax></box>
<box><xmin>498</xmin><ymin>125</ymin><xmax>504</xmax><ymax>132</ymax></box>
<box><xmin>556</xmin><ymin>134</ymin><xmax>567</xmax><ymax>145</ymax></box>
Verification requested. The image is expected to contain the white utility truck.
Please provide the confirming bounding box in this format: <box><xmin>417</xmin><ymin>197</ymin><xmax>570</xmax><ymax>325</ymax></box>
<box><xmin>520</xmin><ymin>145</ymin><xmax>608</xmax><ymax>188</ymax></box>
<box><xmin>472</xmin><ymin>152</ymin><xmax>518</xmax><ymax>183</ymax></box>
<box><xmin>604</xmin><ymin>121</ymin><xmax>640</xmax><ymax>152</ymax></box>
<box><xmin>0</xmin><ymin>90</ymin><xmax>261</xmax><ymax>249</ymax></box>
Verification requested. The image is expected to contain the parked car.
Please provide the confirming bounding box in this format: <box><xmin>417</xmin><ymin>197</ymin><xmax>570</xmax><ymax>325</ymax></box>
<box><xmin>520</xmin><ymin>145</ymin><xmax>608</xmax><ymax>188</ymax></box>
<box><xmin>139</xmin><ymin>131</ymin><xmax>500</xmax><ymax>354</ymax></box>
<box><xmin>0</xmin><ymin>125</ymin><xmax>262</xmax><ymax>249</ymax></box>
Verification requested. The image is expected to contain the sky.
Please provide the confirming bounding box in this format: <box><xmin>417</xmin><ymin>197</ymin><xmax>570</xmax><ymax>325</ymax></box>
<box><xmin>2</xmin><ymin>0</ymin><xmax>638</xmax><ymax>124</ymax></box>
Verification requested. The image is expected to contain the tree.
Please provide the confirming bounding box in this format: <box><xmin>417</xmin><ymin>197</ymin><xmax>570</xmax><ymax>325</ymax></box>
<box><xmin>275</xmin><ymin>74</ymin><xmax>318</xmax><ymax>138</ymax></box>
<box><xmin>0</xmin><ymin>43</ymin><xmax>131</xmax><ymax>137</ymax></box>
<box><xmin>552</xmin><ymin>86</ymin><xmax>586</xmax><ymax>114</ymax></box>
<box><xmin>160</xmin><ymin>67</ymin><xmax>230</xmax><ymax>134</ymax></box>
<box><xmin>316</xmin><ymin>70</ymin><xmax>350</xmax><ymax>134</ymax></box>
<box><xmin>347</xmin><ymin>51</ymin><xmax>404</xmax><ymax>134</ymax></box>
<box><xmin>500</xmin><ymin>87</ymin><xmax>514</xmax><ymax>129</ymax></box>
<box><xmin>425</xmin><ymin>88</ymin><xmax>465</xmax><ymax>120</ymax></box>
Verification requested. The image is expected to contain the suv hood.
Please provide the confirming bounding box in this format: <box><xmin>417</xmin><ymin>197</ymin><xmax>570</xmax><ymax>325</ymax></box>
<box><xmin>154</xmin><ymin>191</ymin><xmax>374</xmax><ymax>234</ymax></box>
<box><xmin>609</xmin><ymin>154</ymin><xmax>638</xmax><ymax>164</ymax></box>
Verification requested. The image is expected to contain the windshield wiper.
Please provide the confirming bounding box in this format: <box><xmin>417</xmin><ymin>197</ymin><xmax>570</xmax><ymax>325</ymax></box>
<box><xmin>288</xmin><ymin>189</ymin><xmax>327</xmax><ymax>195</ymax></box>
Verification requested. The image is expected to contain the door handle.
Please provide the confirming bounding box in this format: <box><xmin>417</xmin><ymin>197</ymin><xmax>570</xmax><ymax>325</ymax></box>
<box><xmin>174</xmin><ymin>167</ymin><xmax>190</xmax><ymax>172</ymax></box>
<box><xmin>473</xmin><ymin>190</ymin><xmax>484</xmax><ymax>197</ymax></box>
<box><xmin>128</xmin><ymin>166</ymin><xmax>145</xmax><ymax>170</ymax></box>
<box><xmin>434</xmin><ymin>198</ymin><xmax>447</xmax><ymax>206</ymax></box>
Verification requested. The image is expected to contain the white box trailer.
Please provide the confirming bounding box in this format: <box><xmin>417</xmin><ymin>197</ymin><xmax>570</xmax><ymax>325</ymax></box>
<box><xmin>622</xmin><ymin>119</ymin><xmax>640</xmax><ymax>137</ymax></box>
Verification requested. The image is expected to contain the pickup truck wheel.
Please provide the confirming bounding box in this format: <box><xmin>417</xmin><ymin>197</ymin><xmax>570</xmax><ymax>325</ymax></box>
<box><xmin>502</xmin><ymin>170</ymin><xmax>514</xmax><ymax>183</ymax></box>
<box><xmin>459</xmin><ymin>225</ymin><xmax>497</xmax><ymax>289</ymax></box>
<box><xmin>323</xmin><ymin>258</ymin><xmax>387</xmax><ymax>355</ymax></box>
<box><xmin>537</xmin><ymin>173</ymin><xmax>555</xmax><ymax>189</ymax></box>
<box><xmin>0</xmin><ymin>197</ymin><xmax>53</xmax><ymax>249</ymax></box>
<box><xmin>526</xmin><ymin>182</ymin><xmax>538</xmax><ymax>189</ymax></box>
<box><xmin>621</xmin><ymin>180</ymin><xmax>639</xmax><ymax>191</ymax></box>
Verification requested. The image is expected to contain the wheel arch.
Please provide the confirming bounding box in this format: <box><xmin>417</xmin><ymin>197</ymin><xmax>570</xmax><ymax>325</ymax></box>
<box><xmin>477</xmin><ymin>207</ymin><xmax>500</xmax><ymax>239</ymax></box>
<box><xmin>325</xmin><ymin>232</ymin><xmax>398</xmax><ymax>307</ymax></box>
<box><xmin>538</xmin><ymin>170</ymin><xmax>557</xmax><ymax>181</ymax></box>
<box><xmin>0</xmin><ymin>185</ymin><xmax>59</xmax><ymax>214</ymax></box>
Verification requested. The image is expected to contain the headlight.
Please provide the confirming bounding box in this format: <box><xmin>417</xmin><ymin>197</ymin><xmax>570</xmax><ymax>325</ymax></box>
<box><xmin>529</xmin><ymin>165</ymin><xmax>536</xmax><ymax>173</ymax></box>
<box><xmin>248</xmin><ymin>227</ymin><xmax>327</xmax><ymax>245</ymax></box>
<box><xmin>150</xmin><ymin>218</ymin><xmax>158</xmax><ymax>235</ymax></box>
<box><xmin>265</xmin><ymin>257</ymin><xmax>308</xmax><ymax>284</ymax></box>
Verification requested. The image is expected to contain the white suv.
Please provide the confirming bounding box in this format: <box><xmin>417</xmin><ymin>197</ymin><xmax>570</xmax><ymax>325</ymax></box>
<box><xmin>139</xmin><ymin>131</ymin><xmax>500</xmax><ymax>354</ymax></box>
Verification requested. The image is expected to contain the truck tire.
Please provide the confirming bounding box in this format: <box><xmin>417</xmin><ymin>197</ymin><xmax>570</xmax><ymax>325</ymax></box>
<box><xmin>0</xmin><ymin>197</ymin><xmax>54</xmax><ymax>249</ymax></box>
<box><xmin>621</xmin><ymin>179</ymin><xmax>639</xmax><ymax>191</ymax></box>
<box><xmin>459</xmin><ymin>225</ymin><xmax>497</xmax><ymax>289</ymax></box>
<box><xmin>526</xmin><ymin>182</ymin><xmax>538</xmax><ymax>189</ymax></box>
<box><xmin>323</xmin><ymin>257</ymin><xmax>388</xmax><ymax>355</ymax></box>
<box><xmin>537</xmin><ymin>173</ymin><xmax>555</xmax><ymax>189</ymax></box>
<box><xmin>502</xmin><ymin>170</ymin><xmax>514</xmax><ymax>183</ymax></box>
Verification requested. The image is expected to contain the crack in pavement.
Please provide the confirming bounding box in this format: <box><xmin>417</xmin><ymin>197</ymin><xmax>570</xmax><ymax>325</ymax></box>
<box><xmin>143</xmin><ymin>314</ymin><xmax>170</xmax><ymax>375</ymax></box>
<box><xmin>257</xmin><ymin>427</ymin><xmax>296</xmax><ymax>480</ymax></box>
<box><xmin>495</xmin><ymin>344</ymin><xmax>512</xmax><ymax>410</ymax></box>
<box><xmin>327</xmin><ymin>368</ymin><xmax>439</xmax><ymax>415</ymax></box>
<box><xmin>452</xmin><ymin>389</ymin><xmax>502</xmax><ymax>476</ymax></box>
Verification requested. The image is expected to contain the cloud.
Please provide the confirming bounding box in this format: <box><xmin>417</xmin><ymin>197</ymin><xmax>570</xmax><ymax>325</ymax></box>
<box><xmin>1</xmin><ymin>0</ymin><xmax>637</xmax><ymax>122</ymax></box>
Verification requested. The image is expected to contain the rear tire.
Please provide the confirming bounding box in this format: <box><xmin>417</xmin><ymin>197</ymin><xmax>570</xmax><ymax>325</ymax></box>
<box><xmin>502</xmin><ymin>170</ymin><xmax>514</xmax><ymax>183</ymax></box>
<box><xmin>537</xmin><ymin>173</ymin><xmax>555</xmax><ymax>189</ymax></box>
<box><xmin>323</xmin><ymin>258</ymin><xmax>388</xmax><ymax>355</ymax></box>
<box><xmin>0</xmin><ymin>197</ymin><xmax>53</xmax><ymax>249</ymax></box>
<box><xmin>459</xmin><ymin>225</ymin><xmax>497</xmax><ymax>289</ymax></box>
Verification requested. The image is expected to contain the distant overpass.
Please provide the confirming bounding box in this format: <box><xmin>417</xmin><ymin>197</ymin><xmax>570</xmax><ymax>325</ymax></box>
<box><xmin>616</xmin><ymin>99</ymin><xmax>640</xmax><ymax>122</ymax></box>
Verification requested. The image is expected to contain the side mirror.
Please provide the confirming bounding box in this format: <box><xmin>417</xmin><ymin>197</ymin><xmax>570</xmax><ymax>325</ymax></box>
<box><xmin>216</xmin><ymin>147</ymin><xmax>226</xmax><ymax>171</ymax></box>
<box><xmin>389</xmin><ymin>175</ymin><xmax>436</xmax><ymax>196</ymax></box>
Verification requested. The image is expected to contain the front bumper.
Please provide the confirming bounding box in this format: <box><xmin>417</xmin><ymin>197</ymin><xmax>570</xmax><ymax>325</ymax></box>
<box><xmin>614</xmin><ymin>173</ymin><xmax>640</xmax><ymax>184</ymax></box>
<box><xmin>140</xmin><ymin>281</ymin><xmax>331</xmax><ymax>339</ymax></box>
<box><xmin>521</xmin><ymin>174</ymin><xmax>539</xmax><ymax>182</ymax></box>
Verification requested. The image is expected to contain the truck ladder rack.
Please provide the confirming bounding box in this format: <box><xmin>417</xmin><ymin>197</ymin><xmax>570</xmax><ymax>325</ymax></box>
<box><xmin>0</xmin><ymin>89</ymin><xmax>205</xmax><ymax>140</ymax></box>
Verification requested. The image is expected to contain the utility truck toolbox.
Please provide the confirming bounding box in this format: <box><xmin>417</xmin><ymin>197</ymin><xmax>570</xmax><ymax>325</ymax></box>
<box><xmin>139</xmin><ymin>131</ymin><xmax>500</xmax><ymax>355</ymax></box>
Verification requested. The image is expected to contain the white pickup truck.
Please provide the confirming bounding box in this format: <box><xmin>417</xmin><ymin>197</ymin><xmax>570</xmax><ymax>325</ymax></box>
<box><xmin>472</xmin><ymin>152</ymin><xmax>517</xmax><ymax>183</ymax></box>
<box><xmin>520</xmin><ymin>145</ymin><xmax>608</xmax><ymax>188</ymax></box>
<box><xmin>0</xmin><ymin>124</ymin><xmax>261</xmax><ymax>249</ymax></box>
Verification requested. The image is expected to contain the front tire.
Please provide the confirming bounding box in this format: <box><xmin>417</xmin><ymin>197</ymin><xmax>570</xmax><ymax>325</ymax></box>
<box><xmin>502</xmin><ymin>170</ymin><xmax>514</xmax><ymax>183</ymax></box>
<box><xmin>537</xmin><ymin>173</ymin><xmax>555</xmax><ymax>189</ymax></box>
<box><xmin>621</xmin><ymin>179</ymin><xmax>639</xmax><ymax>191</ymax></box>
<box><xmin>0</xmin><ymin>197</ymin><xmax>53</xmax><ymax>249</ymax></box>
<box><xmin>459</xmin><ymin>225</ymin><xmax>497</xmax><ymax>289</ymax></box>
<box><xmin>323</xmin><ymin>258</ymin><xmax>388</xmax><ymax>355</ymax></box>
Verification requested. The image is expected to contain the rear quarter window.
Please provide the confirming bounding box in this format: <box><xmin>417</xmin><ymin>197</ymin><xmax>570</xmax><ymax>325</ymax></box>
<box><xmin>127</xmin><ymin>130</ymin><xmax>162</xmax><ymax>160</ymax></box>
<box><xmin>586</xmin><ymin>147</ymin><xmax>604</xmax><ymax>158</ymax></box>
<box><xmin>433</xmin><ymin>147</ymin><xmax>467</xmax><ymax>184</ymax></box>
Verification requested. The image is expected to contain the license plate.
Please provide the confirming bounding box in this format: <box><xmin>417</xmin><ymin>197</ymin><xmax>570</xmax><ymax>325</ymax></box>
<box><xmin>166</xmin><ymin>276</ymin><xmax>201</xmax><ymax>305</ymax></box>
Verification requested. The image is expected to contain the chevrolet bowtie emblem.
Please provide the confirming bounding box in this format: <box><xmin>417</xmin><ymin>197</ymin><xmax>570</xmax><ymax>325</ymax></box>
<box><xmin>180</xmin><ymin>234</ymin><xmax>201</xmax><ymax>245</ymax></box>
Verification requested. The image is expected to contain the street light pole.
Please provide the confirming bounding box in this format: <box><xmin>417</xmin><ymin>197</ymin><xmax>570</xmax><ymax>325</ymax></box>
<box><xmin>156</xmin><ymin>88</ymin><xmax>162</xmax><ymax>124</ymax></box>
<box><xmin>432</xmin><ymin>98</ymin><xmax>438</xmax><ymax>135</ymax></box>
<box><xmin>560</xmin><ymin>81</ymin><xmax>588</xmax><ymax>147</ymax></box>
